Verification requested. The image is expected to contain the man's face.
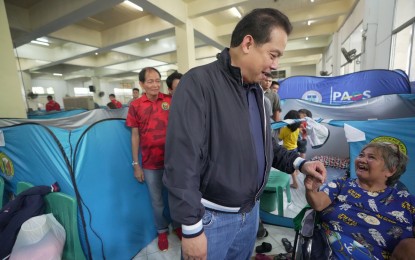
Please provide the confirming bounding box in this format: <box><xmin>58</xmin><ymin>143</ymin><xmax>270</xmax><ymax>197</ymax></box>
<box><xmin>140</xmin><ymin>70</ymin><xmax>161</xmax><ymax>99</ymax></box>
<box><xmin>109</xmin><ymin>96</ymin><xmax>115</xmax><ymax>101</ymax></box>
<box><xmin>241</xmin><ymin>27</ymin><xmax>288</xmax><ymax>83</ymax></box>
<box><xmin>133</xmin><ymin>90</ymin><xmax>139</xmax><ymax>98</ymax></box>
<box><xmin>271</xmin><ymin>83</ymin><xmax>279</xmax><ymax>93</ymax></box>
<box><xmin>261</xmin><ymin>77</ymin><xmax>272</xmax><ymax>90</ymax></box>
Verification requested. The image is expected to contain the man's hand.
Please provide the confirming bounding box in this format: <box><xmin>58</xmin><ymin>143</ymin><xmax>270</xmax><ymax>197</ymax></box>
<box><xmin>133</xmin><ymin>166</ymin><xmax>144</xmax><ymax>182</ymax></box>
<box><xmin>304</xmin><ymin>175</ymin><xmax>322</xmax><ymax>192</ymax></box>
<box><xmin>301</xmin><ymin>161</ymin><xmax>326</xmax><ymax>185</ymax></box>
<box><xmin>182</xmin><ymin>233</ymin><xmax>207</xmax><ymax>260</ymax></box>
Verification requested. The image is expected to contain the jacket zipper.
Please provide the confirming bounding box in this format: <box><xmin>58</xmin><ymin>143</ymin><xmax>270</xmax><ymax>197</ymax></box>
<box><xmin>254</xmin><ymin>89</ymin><xmax>268</xmax><ymax>201</ymax></box>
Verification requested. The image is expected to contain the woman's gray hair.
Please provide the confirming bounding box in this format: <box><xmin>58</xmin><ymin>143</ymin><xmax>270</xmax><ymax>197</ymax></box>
<box><xmin>362</xmin><ymin>142</ymin><xmax>408</xmax><ymax>186</ymax></box>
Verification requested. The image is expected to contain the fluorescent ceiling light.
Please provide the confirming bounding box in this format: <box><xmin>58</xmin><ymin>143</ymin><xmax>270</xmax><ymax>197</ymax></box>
<box><xmin>230</xmin><ymin>7</ymin><xmax>241</xmax><ymax>19</ymax></box>
<box><xmin>145</xmin><ymin>38</ymin><xmax>150</xmax><ymax>42</ymax></box>
<box><xmin>53</xmin><ymin>73</ymin><xmax>63</xmax><ymax>76</ymax></box>
<box><xmin>31</xmin><ymin>40</ymin><xmax>49</xmax><ymax>46</ymax></box>
<box><xmin>36</xmin><ymin>37</ymin><xmax>49</xmax><ymax>43</ymax></box>
<box><xmin>95</xmin><ymin>52</ymin><xmax>98</xmax><ymax>55</ymax></box>
<box><xmin>311</xmin><ymin>0</ymin><xmax>315</xmax><ymax>2</ymax></box>
<box><xmin>307</xmin><ymin>20</ymin><xmax>312</xmax><ymax>26</ymax></box>
<box><xmin>124</xmin><ymin>1</ymin><xmax>143</xmax><ymax>11</ymax></box>
<box><xmin>306</xmin><ymin>37</ymin><xmax>309</xmax><ymax>40</ymax></box>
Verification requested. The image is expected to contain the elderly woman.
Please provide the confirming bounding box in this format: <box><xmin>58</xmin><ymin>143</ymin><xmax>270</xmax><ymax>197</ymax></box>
<box><xmin>305</xmin><ymin>142</ymin><xmax>415</xmax><ymax>259</ymax></box>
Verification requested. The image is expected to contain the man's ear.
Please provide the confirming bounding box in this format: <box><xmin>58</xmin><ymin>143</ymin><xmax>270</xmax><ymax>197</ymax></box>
<box><xmin>241</xmin><ymin>35</ymin><xmax>254</xmax><ymax>54</ymax></box>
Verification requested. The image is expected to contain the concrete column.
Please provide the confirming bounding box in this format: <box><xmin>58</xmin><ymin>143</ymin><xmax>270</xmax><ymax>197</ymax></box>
<box><xmin>332</xmin><ymin>33</ymin><xmax>341</xmax><ymax>76</ymax></box>
<box><xmin>175</xmin><ymin>20</ymin><xmax>196</xmax><ymax>73</ymax></box>
<box><xmin>361</xmin><ymin>0</ymin><xmax>395</xmax><ymax>70</ymax></box>
<box><xmin>0</xmin><ymin>0</ymin><xmax>27</xmax><ymax>118</ymax></box>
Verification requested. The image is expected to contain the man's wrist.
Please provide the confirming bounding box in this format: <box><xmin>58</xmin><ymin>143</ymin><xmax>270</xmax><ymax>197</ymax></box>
<box><xmin>182</xmin><ymin>220</ymin><xmax>204</xmax><ymax>239</ymax></box>
<box><xmin>132</xmin><ymin>161</ymin><xmax>139</xmax><ymax>167</ymax></box>
<box><xmin>293</xmin><ymin>157</ymin><xmax>307</xmax><ymax>171</ymax></box>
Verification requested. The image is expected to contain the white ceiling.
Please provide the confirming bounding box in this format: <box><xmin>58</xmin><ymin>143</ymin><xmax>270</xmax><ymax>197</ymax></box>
<box><xmin>5</xmin><ymin>0</ymin><xmax>357</xmax><ymax>82</ymax></box>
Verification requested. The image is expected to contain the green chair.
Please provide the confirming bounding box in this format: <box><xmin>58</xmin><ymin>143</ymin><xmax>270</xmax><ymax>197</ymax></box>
<box><xmin>17</xmin><ymin>182</ymin><xmax>85</xmax><ymax>260</ymax></box>
<box><xmin>0</xmin><ymin>177</ymin><xmax>4</xmax><ymax>208</ymax></box>
<box><xmin>260</xmin><ymin>170</ymin><xmax>292</xmax><ymax>216</ymax></box>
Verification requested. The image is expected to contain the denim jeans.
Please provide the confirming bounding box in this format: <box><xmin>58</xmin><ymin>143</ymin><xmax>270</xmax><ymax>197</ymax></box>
<box><xmin>203</xmin><ymin>202</ymin><xmax>259</xmax><ymax>260</ymax></box>
<box><xmin>143</xmin><ymin>169</ymin><xmax>170</xmax><ymax>234</ymax></box>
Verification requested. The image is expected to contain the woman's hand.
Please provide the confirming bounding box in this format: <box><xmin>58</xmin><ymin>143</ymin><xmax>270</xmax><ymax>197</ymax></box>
<box><xmin>304</xmin><ymin>175</ymin><xmax>322</xmax><ymax>192</ymax></box>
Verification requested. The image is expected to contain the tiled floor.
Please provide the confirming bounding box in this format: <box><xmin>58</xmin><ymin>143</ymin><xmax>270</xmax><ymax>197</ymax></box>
<box><xmin>132</xmin><ymin>224</ymin><xmax>296</xmax><ymax>260</ymax></box>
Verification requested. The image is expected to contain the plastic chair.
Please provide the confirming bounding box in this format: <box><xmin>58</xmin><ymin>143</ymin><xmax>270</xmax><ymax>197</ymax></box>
<box><xmin>260</xmin><ymin>170</ymin><xmax>291</xmax><ymax>216</ymax></box>
<box><xmin>17</xmin><ymin>182</ymin><xmax>85</xmax><ymax>260</ymax></box>
<box><xmin>0</xmin><ymin>177</ymin><xmax>4</xmax><ymax>208</ymax></box>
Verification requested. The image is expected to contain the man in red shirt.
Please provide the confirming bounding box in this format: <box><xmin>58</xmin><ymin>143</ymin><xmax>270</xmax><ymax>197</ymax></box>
<box><xmin>125</xmin><ymin>67</ymin><xmax>180</xmax><ymax>252</ymax></box>
<box><xmin>109</xmin><ymin>94</ymin><xmax>122</xmax><ymax>108</ymax></box>
<box><xmin>45</xmin><ymin>95</ymin><xmax>61</xmax><ymax>112</ymax></box>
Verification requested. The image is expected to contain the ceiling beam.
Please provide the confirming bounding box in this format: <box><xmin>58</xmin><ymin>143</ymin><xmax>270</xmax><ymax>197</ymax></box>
<box><xmin>192</xmin><ymin>17</ymin><xmax>227</xmax><ymax>50</ymax></box>
<box><xmin>101</xmin><ymin>15</ymin><xmax>173</xmax><ymax>47</ymax></box>
<box><xmin>10</xmin><ymin>0</ymin><xmax>125</xmax><ymax>47</ymax></box>
<box><xmin>282</xmin><ymin>47</ymin><xmax>325</xmax><ymax>58</ymax></box>
<box><xmin>285</xmin><ymin>36</ymin><xmax>331</xmax><ymax>51</ymax></box>
<box><xmin>188</xmin><ymin>0</ymin><xmax>249</xmax><ymax>17</ymax></box>
<box><xmin>49</xmin><ymin>24</ymin><xmax>102</xmax><ymax>47</ymax></box>
<box><xmin>134</xmin><ymin>0</ymin><xmax>187</xmax><ymax>25</ymax></box>
<box><xmin>216</xmin><ymin>0</ymin><xmax>355</xmax><ymax>37</ymax></box>
<box><xmin>286</xmin><ymin>0</ymin><xmax>355</xmax><ymax>23</ymax></box>
<box><xmin>289</xmin><ymin>22</ymin><xmax>338</xmax><ymax>40</ymax></box>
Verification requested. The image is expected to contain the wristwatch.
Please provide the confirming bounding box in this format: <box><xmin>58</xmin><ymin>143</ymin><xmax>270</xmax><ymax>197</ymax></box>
<box><xmin>132</xmin><ymin>161</ymin><xmax>139</xmax><ymax>166</ymax></box>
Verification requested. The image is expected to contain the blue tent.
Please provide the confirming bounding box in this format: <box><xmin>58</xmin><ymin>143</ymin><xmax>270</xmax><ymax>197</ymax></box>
<box><xmin>0</xmin><ymin>114</ymin><xmax>156</xmax><ymax>259</ymax></box>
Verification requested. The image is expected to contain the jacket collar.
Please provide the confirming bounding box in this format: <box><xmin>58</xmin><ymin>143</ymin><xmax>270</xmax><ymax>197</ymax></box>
<box><xmin>217</xmin><ymin>48</ymin><xmax>243</xmax><ymax>85</ymax></box>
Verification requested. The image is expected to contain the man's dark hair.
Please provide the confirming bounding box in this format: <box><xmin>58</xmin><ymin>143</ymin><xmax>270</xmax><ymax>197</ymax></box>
<box><xmin>107</xmin><ymin>102</ymin><xmax>117</xmax><ymax>109</ymax></box>
<box><xmin>132</xmin><ymin>88</ymin><xmax>140</xmax><ymax>92</ymax></box>
<box><xmin>138</xmin><ymin>67</ymin><xmax>161</xmax><ymax>83</ymax></box>
<box><xmin>271</xmin><ymin>81</ymin><xmax>279</xmax><ymax>86</ymax></box>
<box><xmin>230</xmin><ymin>8</ymin><xmax>292</xmax><ymax>47</ymax></box>
<box><xmin>298</xmin><ymin>108</ymin><xmax>312</xmax><ymax>118</ymax></box>
<box><xmin>47</xmin><ymin>95</ymin><xmax>53</xmax><ymax>100</ymax></box>
<box><xmin>284</xmin><ymin>110</ymin><xmax>301</xmax><ymax>132</ymax></box>
<box><xmin>109</xmin><ymin>93</ymin><xmax>115</xmax><ymax>98</ymax></box>
<box><xmin>166</xmin><ymin>71</ymin><xmax>183</xmax><ymax>89</ymax></box>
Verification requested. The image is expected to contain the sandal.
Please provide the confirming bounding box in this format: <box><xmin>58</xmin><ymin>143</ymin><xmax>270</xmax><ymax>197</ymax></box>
<box><xmin>255</xmin><ymin>253</ymin><xmax>272</xmax><ymax>260</ymax></box>
<box><xmin>257</xmin><ymin>229</ymin><xmax>269</xmax><ymax>238</ymax></box>
<box><xmin>274</xmin><ymin>252</ymin><xmax>292</xmax><ymax>260</ymax></box>
<box><xmin>255</xmin><ymin>242</ymin><xmax>272</xmax><ymax>254</ymax></box>
<box><xmin>281</xmin><ymin>238</ymin><xmax>293</xmax><ymax>253</ymax></box>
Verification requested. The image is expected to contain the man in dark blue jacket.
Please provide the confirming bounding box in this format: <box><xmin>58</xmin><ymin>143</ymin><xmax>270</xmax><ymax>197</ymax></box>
<box><xmin>164</xmin><ymin>8</ymin><xmax>327</xmax><ymax>260</ymax></box>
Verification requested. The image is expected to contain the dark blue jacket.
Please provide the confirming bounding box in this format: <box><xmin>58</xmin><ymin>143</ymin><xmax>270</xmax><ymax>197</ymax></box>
<box><xmin>0</xmin><ymin>185</ymin><xmax>54</xmax><ymax>258</ymax></box>
<box><xmin>164</xmin><ymin>48</ymin><xmax>299</xmax><ymax>236</ymax></box>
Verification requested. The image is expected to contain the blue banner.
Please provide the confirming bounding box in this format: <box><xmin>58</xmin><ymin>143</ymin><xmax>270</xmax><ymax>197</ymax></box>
<box><xmin>279</xmin><ymin>70</ymin><xmax>410</xmax><ymax>104</ymax></box>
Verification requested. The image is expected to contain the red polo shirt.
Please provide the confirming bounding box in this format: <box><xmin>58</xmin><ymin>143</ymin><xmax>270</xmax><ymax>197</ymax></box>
<box><xmin>46</xmin><ymin>100</ymin><xmax>61</xmax><ymax>112</ymax></box>
<box><xmin>126</xmin><ymin>93</ymin><xmax>172</xmax><ymax>169</ymax></box>
<box><xmin>111</xmin><ymin>99</ymin><xmax>122</xmax><ymax>108</ymax></box>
